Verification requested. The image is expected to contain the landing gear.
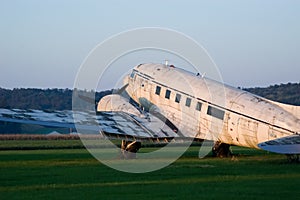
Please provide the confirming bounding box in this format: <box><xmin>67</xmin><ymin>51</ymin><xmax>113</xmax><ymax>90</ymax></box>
<box><xmin>286</xmin><ymin>154</ymin><xmax>300</xmax><ymax>163</ymax></box>
<box><xmin>212</xmin><ymin>141</ymin><xmax>232</xmax><ymax>158</ymax></box>
<box><xmin>120</xmin><ymin>140</ymin><xmax>142</xmax><ymax>159</ymax></box>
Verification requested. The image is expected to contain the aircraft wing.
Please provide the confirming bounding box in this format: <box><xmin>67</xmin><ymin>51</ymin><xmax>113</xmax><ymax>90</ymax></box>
<box><xmin>0</xmin><ymin>108</ymin><xmax>75</xmax><ymax>130</ymax></box>
<box><xmin>95</xmin><ymin>111</ymin><xmax>180</xmax><ymax>140</ymax></box>
<box><xmin>258</xmin><ymin>134</ymin><xmax>300</xmax><ymax>154</ymax></box>
<box><xmin>0</xmin><ymin>108</ymin><xmax>180</xmax><ymax>141</ymax></box>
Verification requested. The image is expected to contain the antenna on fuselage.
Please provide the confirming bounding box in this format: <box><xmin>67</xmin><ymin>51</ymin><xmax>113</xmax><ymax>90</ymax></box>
<box><xmin>165</xmin><ymin>60</ymin><xmax>169</xmax><ymax>66</ymax></box>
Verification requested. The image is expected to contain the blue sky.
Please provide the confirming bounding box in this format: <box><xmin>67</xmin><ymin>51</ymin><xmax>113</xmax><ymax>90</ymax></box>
<box><xmin>0</xmin><ymin>0</ymin><xmax>299</xmax><ymax>89</ymax></box>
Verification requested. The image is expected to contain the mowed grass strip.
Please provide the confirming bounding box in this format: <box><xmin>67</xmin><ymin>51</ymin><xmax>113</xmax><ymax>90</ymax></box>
<box><xmin>0</xmin><ymin>142</ymin><xmax>300</xmax><ymax>200</ymax></box>
<box><xmin>0</xmin><ymin>139</ymin><xmax>84</xmax><ymax>150</ymax></box>
<box><xmin>2</xmin><ymin>173</ymin><xmax>300</xmax><ymax>192</ymax></box>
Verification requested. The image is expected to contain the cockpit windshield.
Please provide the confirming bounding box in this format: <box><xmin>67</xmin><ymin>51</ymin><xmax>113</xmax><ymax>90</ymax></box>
<box><xmin>130</xmin><ymin>70</ymin><xmax>136</xmax><ymax>79</ymax></box>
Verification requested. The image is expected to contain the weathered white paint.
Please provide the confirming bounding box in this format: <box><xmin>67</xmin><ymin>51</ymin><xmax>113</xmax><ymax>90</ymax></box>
<box><xmin>97</xmin><ymin>94</ymin><xmax>141</xmax><ymax>117</ymax></box>
<box><xmin>122</xmin><ymin>63</ymin><xmax>300</xmax><ymax>150</ymax></box>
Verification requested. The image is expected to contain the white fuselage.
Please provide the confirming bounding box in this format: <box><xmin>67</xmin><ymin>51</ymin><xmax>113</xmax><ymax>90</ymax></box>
<box><xmin>125</xmin><ymin>63</ymin><xmax>300</xmax><ymax>149</ymax></box>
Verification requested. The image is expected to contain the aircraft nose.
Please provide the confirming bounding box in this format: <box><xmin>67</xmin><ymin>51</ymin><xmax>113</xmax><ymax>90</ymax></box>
<box><xmin>123</xmin><ymin>74</ymin><xmax>129</xmax><ymax>86</ymax></box>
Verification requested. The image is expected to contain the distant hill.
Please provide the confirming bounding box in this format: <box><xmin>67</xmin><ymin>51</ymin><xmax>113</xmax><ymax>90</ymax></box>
<box><xmin>0</xmin><ymin>82</ymin><xmax>299</xmax><ymax>110</ymax></box>
<box><xmin>244</xmin><ymin>82</ymin><xmax>300</xmax><ymax>106</ymax></box>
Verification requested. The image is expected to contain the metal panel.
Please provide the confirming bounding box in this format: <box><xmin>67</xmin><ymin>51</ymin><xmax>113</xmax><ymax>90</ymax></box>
<box><xmin>237</xmin><ymin>118</ymin><xmax>258</xmax><ymax>148</ymax></box>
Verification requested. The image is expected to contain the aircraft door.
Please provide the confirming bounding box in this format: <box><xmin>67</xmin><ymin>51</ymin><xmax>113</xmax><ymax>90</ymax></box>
<box><xmin>228</xmin><ymin>94</ymin><xmax>247</xmax><ymax>146</ymax></box>
<box><xmin>141</xmin><ymin>80</ymin><xmax>150</xmax><ymax>100</ymax></box>
<box><xmin>227</xmin><ymin>112</ymin><xmax>239</xmax><ymax>145</ymax></box>
<box><xmin>237</xmin><ymin>118</ymin><xmax>258</xmax><ymax>148</ymax></box>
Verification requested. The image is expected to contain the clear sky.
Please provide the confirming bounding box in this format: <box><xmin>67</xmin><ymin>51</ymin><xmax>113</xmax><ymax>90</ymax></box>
<box><xmin>0</xmin><ymin>0</ymin><xmax>299</xmax><ymax>89</ymax></box>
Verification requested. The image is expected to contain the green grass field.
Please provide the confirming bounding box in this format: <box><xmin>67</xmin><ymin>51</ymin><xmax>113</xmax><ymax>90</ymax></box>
<box><xmin>1</xmin><ymin>140</ymin><xmax>300</xmax><ymax>200</ymax></box>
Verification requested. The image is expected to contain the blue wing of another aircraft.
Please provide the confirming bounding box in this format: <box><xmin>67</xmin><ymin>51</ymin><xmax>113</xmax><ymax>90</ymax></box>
<box><xmin>0</xmin><ymin>108</ymin><xmax>179</xmax><ymax>140</ymax></box>
<box><xmin>258</xmin><ymin>134</ymin><xmax>300</xmax><ymax>154</ymax></box>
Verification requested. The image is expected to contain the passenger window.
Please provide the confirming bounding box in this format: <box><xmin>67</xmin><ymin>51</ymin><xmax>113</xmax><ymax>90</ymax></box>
<box><xmin>185</xmin><ymin>98</ymin><xmax>191</xmax><ymax>107</ymax></box>
<box><xmin>165</xmin><ymin>89</ymin><xmax>171</xmax><ymax>99</ymax></box>
<box><xmin>207</xmin><ymin>106</ymin><xmax>225</xmax><ymax>120</ymax></box>
<box><xmin>155</xmin><ymin>86</ymin><xmax>161</xmax><ymax>95</ymax></box>
<box><xmin>175</xmin><ymin>94</ymin><xmax>181</xmax><ymax>103</ymax></box>
<box><xmin>196</xmin><ymin>102</ymin><xmax>202</xmax><ymax>111</ymax></box>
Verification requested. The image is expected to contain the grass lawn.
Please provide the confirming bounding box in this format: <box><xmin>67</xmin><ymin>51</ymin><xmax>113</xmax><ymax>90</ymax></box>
<box><xmin>0</xmin><ymin>141</ymin><xmax>300</xmax><ymax>200</ymax></box>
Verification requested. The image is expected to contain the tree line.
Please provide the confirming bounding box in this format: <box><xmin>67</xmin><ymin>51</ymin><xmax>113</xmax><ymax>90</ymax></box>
<box><xmin>0</xmin><ymin>88</ymin><xmax>112</xmax><ymax>110</ymax></box>
<box><xmin>244</xmin><ymin>82</ymin><xmax>300</xmax><ymax>106</ymax></box>
<box><xmin>0</xmin><ymin>82</ymin><xmax>299</xmax><ymax>110</ymax></box>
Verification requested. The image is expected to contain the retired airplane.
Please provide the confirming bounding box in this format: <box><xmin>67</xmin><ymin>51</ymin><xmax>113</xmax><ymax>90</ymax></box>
<box><xmin>97</xmin><ymin>63</ymin><xmax>300</xmax><ymax>160</ymax></box>
<box><xmin>0</xmin><ymin>63</ymin><xmax>299</xmax><ymax>160</ymax></box>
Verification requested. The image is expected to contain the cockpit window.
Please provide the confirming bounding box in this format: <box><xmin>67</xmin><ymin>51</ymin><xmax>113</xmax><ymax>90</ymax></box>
<box><xmin>130</xmin><ymin>71</ymin><xmax>136</xmax><ymax>78</ymax></box>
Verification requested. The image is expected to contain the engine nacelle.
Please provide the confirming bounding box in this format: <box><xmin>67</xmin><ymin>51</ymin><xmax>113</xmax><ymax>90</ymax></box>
<box><xmin>97</xmin><ymin>94</ymin><xmax>141</xmax><ymax>116</ymax></box>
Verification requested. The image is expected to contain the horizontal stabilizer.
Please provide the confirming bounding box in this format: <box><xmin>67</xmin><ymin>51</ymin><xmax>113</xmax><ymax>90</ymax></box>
<box><xmin>258</xmin><ymin>134</ymin><xmax>300</xmax><ymax>154</ymax></box>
